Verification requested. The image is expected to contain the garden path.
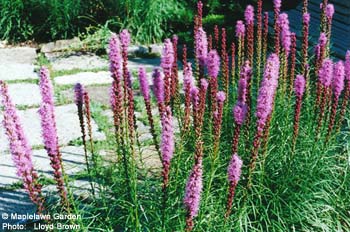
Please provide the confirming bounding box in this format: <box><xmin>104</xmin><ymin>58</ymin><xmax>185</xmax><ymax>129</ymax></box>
<box><xmin>0</xmin><ymin>46</ymin><xmax>164</xmax><ymax>223</ymax></box>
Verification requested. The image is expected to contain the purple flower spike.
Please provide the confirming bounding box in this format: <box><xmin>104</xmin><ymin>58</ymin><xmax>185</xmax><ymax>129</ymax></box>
<box><xmin>233</xmin><ymin>101</ymin><xmax>248</xmax><ymax>126</ymax></box>
<box><xmin>345</xmin><ymin>51</ymin><xmax>350</xmax><ymax>81</ymax></box>
<box><xmin>39</xmin><ymin>66</ymin><xmax>54</xmax><ymax>108</ymax></box>
<box><xmin>207</xmin><ymin>50</ymin><xmax>220</xmax><ymax>78</ymax></box>
<box><xmin>303</xmin><ymin>13</ymin><xmax>310</xmax><ymax>24</ymax></box>
<box><xmin>152</xmin><ymin>68</ymin><xmax>164</xmax><ymax>104</ymax></box>
<box><xmin>161</xmin><ymin>106</ymin><xmax>175</xmax><ymax>165</ymax></box>
<box><xmin>109</xmin><ymin>33</ymin><xmax>123</xmax><ymax>80</ymax></box>
<box><xmin>294</xmin><ymin>75</ymin><xmax>306</xmax><ymax>98</ymax></box>
<box><xmin>319</xmin><ymin>33</ymin><xmax>328</xmax><ymax>47</ymax></box>
<box><xmin>319</xmin><ymin>59</ymin><xmax>334</xmax><ymax>87</ymax></box>
<box><xmin>74</xmin><ymin>83</ymin><xmax>84</xmax><ymax>105</ymax></box>
<box><xmin>326</xmin><ymin>4</ymin><xmax>335</xmax><ymax>19</ymax></box>
<box><xmin>200</xmin><ymin>78</ymin><xmax>208</xmax><ymax>91</ymax></box>
<box><xmin>278</xmin><ymin>13</ymin><xmax>291</xmax><ymax>55</ymax></box>
<box><xmin>196</xmin><ymin>27</ymin><xmax>208</xmax><ymax>66</ymax></box>
<box><xmin>244</xmin><ymin>5</ymin><xmax>255</xmax><ymax>24</ymax></box>
<box><xmin>274</xmin><ymin>0</ymin><xmax>281</xmax><ymax>10</ymax></box>
<box><xmin>120</xmin><ymin>29</ymin><xmax>131</xmax><ymax>47</ymax></box>
<box><xmin>138</xmin><ymin>67</ymin><xmax>150</xmax><ymax>102</ymax></box>
<box><xmin>161</xmin><ymin>38</ymin><xmax>175</xmax><ymax>77</ymax></box>
<box><xmin>227</xmin><ymin>153</ymin><xmax>243</xmax><ymax>183</ymax></box>
<box><xmin>184</xmin><ymin>162</ymin><xmax>203</xmax><ymax>218</ymax></box>
<box><xmin>332</xmin><ymin>61</ymin><xmax>345</xmax><ymax>97</ymax></box>
<box><xmin>216</xmin><ymin>91</ymin><xmax>226</xmax><ymax>102</ymax></box>
<box><xmin>235</xmin><ymin>20</ymin><xmax>246</xmax><ymax>38</ymax></box>
<box><xmin>184</xmin><ymin>62</ymin><xmax>195</xmax><ymax>91</ymax></box>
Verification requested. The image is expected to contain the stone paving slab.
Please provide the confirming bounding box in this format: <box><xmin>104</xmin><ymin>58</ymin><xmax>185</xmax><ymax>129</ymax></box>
<box><xmin>7</xmin><ymin>83</ymin><xmax>42</xmax><ymax>106</ymax></box>
<box><xmin>0</xmin><ymin>104</ymin><xmax>106</xmax><ymax>152</ymax></box>
<box><xmin>54</xmin><ymin>71</ymin><xmax>112</xmax><ymax>86</ymax></box>
<box><xmin>0</xmin><ymin>146</ymin><xmax>86</xmax><ymax>187</ymax></box>
<box><xmin>51</xmin><ymin>53</ymin><xmax>108</xmax><ymax>71</ymax></box>
<box><xmin>0</xmin><ymin>47</ymin><xmax>37</xmax><ymax>64</ymax></box>
<box><xmin>0</xmin><ymin>64</ymin><xmax>37</xmax><ymax>81</ymax></box>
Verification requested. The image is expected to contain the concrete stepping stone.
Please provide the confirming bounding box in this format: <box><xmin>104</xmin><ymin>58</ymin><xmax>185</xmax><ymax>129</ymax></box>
<box><xmin>51</xmin><ymin>53</ymin><xmax>108</xmax><ymax>71</ymax></box>
<box><xmin>0</xmin><ymin>104</ymin><xmax>106</xmax><ymax>152</ymax></box>
<box><xmin>7</xmin><ymin>83</ymin><xmax>42</xmax><ymax>107</ymax></box>
<box><xmin>54</xmin><ymin>71</ymin><xmax>112</xmax><ymax>86</ymax></box>
<box><xmin>0</xmin><ymin>146</ymin><xmax>87</xmax><ymax>187</ymax></box>
<box><xmin>0</xmin><ymin>47</ymin><xmax>38</xmax><ymax>81</ymax></box>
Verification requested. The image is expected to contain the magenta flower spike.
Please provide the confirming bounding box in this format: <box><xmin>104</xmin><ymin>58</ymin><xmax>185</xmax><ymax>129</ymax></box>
<box><xmin>337</xmin><ymin>51</ymin><xmax>350</xmax><ymax>132</ymax></box>
<box><xmin>326</xmin><ymin>4</ymin><xmax>335</xmax><ymax>20</ymax></box>
<box><xmin>0</xmin><ymin>81</ymin><xmax>44</xmax><ymax>213</ymax></box>
<box><xmin>244</xmin><ymin>5</ymin><xmax>254</xmax><ymax>24</ymax></box>
<box><xmin>274</xmin><ymin>0</ymin><xmax>281</xmax><ymax>11</ymax></box>
<box><xmin>207</xmin><ymin>49</ymin><xmax>220</xmax><ymax>78</ymax></box>
<box><xmin>233</xmin><ymin>102</ymin><xmax>248</xmax><ymax>127</ymax></box>
<box><xmin>294</xmin><ymin>75</ymin><xmax>306</xmax><ymax>98</ymax></box>
<box><xmin>195</xmin><ymin>27</ymin><xmax>208</xmax><ymax>66</ymax></box>
<box><xmin>225</xmin><ymin>153</ymin><xmax>242</xmax><ymax>217</ymax></box>
<box><xmin>152</xmin><ymin>68</ymin><xmax>165</xmax><ymax>105</ymax></box>
<box><xmin>278</xmin><ymin>13</ymin><xmax>292</xmax><ymax>56</ymax></box>
<box><xmin>161</xmin><ymin>38</ymin><xmax>175</xmax><ymax>78</ymax></box>
<box><xmin>161</xmin><ymin>106</ymin><xmax>175</xmax><ymax>165</ymax></box>
<box><xmin>138</xmin><ymin>67</ymin><xmax>150</xmax><ymax>102</ymax></box>
<box><xmin>109</xmin><ymin>33</ymin><xmax>123</xmax><ymax>81</ymax></box>
<box><xmin>39</xmin><ymin>67</ymin><xmax>54</xmax><ymax>108</ymax></box>
<box><xmin>235</xmin><ymin>20</ymin><xmax>246</xmax><ymax>38</ymax></box>
<box><xmin>319</xmin><ymin>58</ymin><xmax>333</xmax><ymax>88</ymax></box>
<box><xmin>184</xmin><ymin>161</ymin><xmax>203</xmax><ymax>231</ymax></box>
<box><xmin>120</xmin><ymin>29</ymin><xmax>131</xmax><ymax>48</ymax></box>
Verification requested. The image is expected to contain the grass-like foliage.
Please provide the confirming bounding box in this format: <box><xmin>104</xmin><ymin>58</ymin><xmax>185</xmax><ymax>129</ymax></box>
<box><xmin>0</xmin><ymin>0</ymin><xmax>349</xmax><ymax>231</ymax></box>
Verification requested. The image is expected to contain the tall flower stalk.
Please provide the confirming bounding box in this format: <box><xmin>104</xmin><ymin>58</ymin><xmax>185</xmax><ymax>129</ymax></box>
<box><xmin>248</xmin><ymin>54</ymin><xmax>280</xmax><ymax>188</ymax></box>
<box><xmin>273</xmin><ymin>0</ymin><xmax>282</xmax><ymax>55</ymax></box>
<box><xmin>138</xmin><ymin>67</ymin><xmax>161</xmax><ymax>158</ymax></box>
<box><xmin>183</xmin><ymin>63</ymin><xmax>195</xmax><ymax>133</ymax></box>
<box><xmin>161</xmin><ymin>38</ymin><xmax>175</xmax><ymax>105</ymax></box>
<box><xmin>337</xmin><ymin>51</ymin><xmax>350</xmax><ymax>132</ymax></box>
<box><xmin>292</xmin><ymin>75</ymin><xmax>306</xmax><ymax>151</ymax></box>
<box><xmin>213</xmin><ymin>91</ymin><xmax>226</xmax><ymax>158</ymax></box>
<box><xmin>184</xmin><ymin>79</ymin><xmax>208</xmax><ymax>231</ymax></box>
<box><xmin>262</xmin><ymin>12</ymin><xmax>269</xmax><ymax>66</ymax></box>
<box><xmin>195</xmin><ymin>27</ymin><xmax>208</xmax><ymax>80</ymax></box>
<box><xmin>225</xmin><ymin>153</ymin><xmax>243</xmax><ymax>218</ymax></box>
<box><xmin>236</xmin><ymin>20</ymin><xmax>245</xmax><ymax>75</ymax></box>
<box><xmin>245</xmin><ymin>5</ymin><xmax>254</xmax><ymax>66</ymax></box>
<box><xmin>38</xmin><ymin>67</ymin><xmax>69</xmax><ymax>209</ymax></box>
<box><xmin>231</xmin><ymin>42</ymin><xmax>236</xmax><ymax>88</ymax></box>
<box><xmin>83</xmin><ymin>91</ymin><xmax>95</xmax><ymax>165</ymax></box>
<box><xmin>221</xmin><ymin>28</ymin><xmax>229</xmax><ymax>95</ymax></box>
<box><xmin>161</xmin><ymin>106</ymin><xmax>175</xmax><ymax>224</ymax></box>
<box><xmin>256</xmin><ymin>0</ymin><xmax>263</xmax><ymax>85</ymax></box>
<box><xmin>326</xmin><ymin>61</ymin><xmax>345</xmax><ymax>141</ymax></box>
<box><xmin>0</xmin><ymin>81</ymin><xmax>45</xmax><ymax>214</ymax></box>
<box><xmin>316</xmin><ymin>59</ymin><xmax>333</xmax><ymax>137</ymax></box>
<box><xmin>207</xmin><ymin>49</ymin><xmax>220</xmax><ymax>115</ymax></box>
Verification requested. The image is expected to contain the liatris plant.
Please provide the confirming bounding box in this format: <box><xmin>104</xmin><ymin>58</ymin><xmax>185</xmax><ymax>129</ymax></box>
<box><xmin>38</xmin><ymin>67</ymin><xmax>69</xmax><ymax>209</ymax></box>
<box><xmin>302</xmin><ymin>13</ymin><xmax>310</xmax><ymax>77</ymax></box>
<box><xmin>183</xmin><ymin>44</ymin><xmax>187</xmax><ymax>65</ymax></box>
<box><xmin>289</xmin><ymin>33</ymin><xmax>297</xmax><ymax>95</ymax></box>
<box><xmin>171</xmin><ymin>35</ymin><xmax>179</xmax><ymax>105</ymax></box>
<box><xmin>195</xmin><ymin>27</ymin><xmax>208</xmax><ymax>79</ymax></box>
<box><xmin>326</xmin><ymin>61</ymin><xmax>345</xmax><ymax>141</ymax></box>
<box><xmin>248</xmin><ymin>54</ymin><xmax>280</xmax><ymax>187</ymax></box>
<box><xmin>214</xmin><ymin>25</ymin><xmax>219</xmax><ymax>49</ymax></box>
<box><xmin>208</xmin><ymin>34</ymin><xmax>213</xmax><ymax>51</ymax></box>
<box><xmin>262</xmin><ymin>12</ymin><xmax>269</xmax><ymax>66</ymax></box>
<box><xmin>315</xmin><ymin>33</ymin><xmax>328</xmax><ymax>76</ymax></box>
<box><xmin>153</xmin><ymin>68</ymin><xmax>166</xmax><ymax>117</ymax></box>
<box><xmin>139</xmin><ymin>67</ymin><xmax>160</xmax><ymax>157</ymax></box>
<box><xmin>231</xmin><ymin>42</ymin><xmax>236</xmax><ymax>87</ymax></box>
<box><xmin>325</xmin><ymin>4</ymin><xmax>334</xmax><ymax>54</ymax></box>
<box><xmin>184</xmin><ymin>79</ymin><xmax>208</xmax><ymax>231</ymax></box>
<box><xmin>273</xmin><ymin>0</ymin><xmax>282</xmax><ymax>55</ymax></box>
<box><xmin>161</xmin><ymin>105</ymin><xmax>175</xmax><ymax>209</ymax></box>
<box><xmin>278</xmin><ymin>13</ymin><xmax>291</xmax><ymax>93</ymax></box>
<box><xmin>225</xmin><ymin>153</ymin><xmax>243</xmax><ymax>218</ymax></box>
<box><xmin>292</xmin><ymin>75</ymin><xmax>306</xmax><ymax>151</ymax></box>
<box><xmin>74</xmin><ymin>83</ymin><xmax>91</xmax><ymax>175</ymax></box>
<box><xmin>161</xmin><ymin>38</ymin><xmax>175</xmax><ymax>104</ymax></box>
<box><xmin>207</xmin><ymin>49</ymin><xmax>220</xmax><ymax>114</ymax></box>
<box><xmin>83</xmin><ymin>90</ymin><xmax>95</xmax><ymax>165</ymax></box>
<box><xmin>235</xmin><ymin>20</ymin><xmax>245</xmax><ymax>75</ymax></box>
<box><xmin>316</xmin><ymin>59</ymin><xmax>333</xmax><ymax>137</ymax></box>
<box><xmin>109</xmin><ymin>33</ymin><xmax>124</xmax><ymax>140</ymax></box>
<box><xmin>232</xmin><ymin>64</ymin><xmax>250</xmax><ymax>154</ymax></box>
<box><xmin>256</xmin><ymin>0</ymin><xmax>263</xmax><ymax>84</ymax></box>
<box><xmin>120</xmin><ymin>29</ymin><xmax>131</xmax><ymax>106</ymax></box>
<box><xmin>244</xmin><ymin>5</ymin><xmax>254</xmax><ymax>66</ymax></box>
<box><xmin>0</xmin><ymin>81</ymin><xmax>45</xmax><ymax>214</ymax></box>
<box><xmin>221</xmin><ymin>28</ymin><xmax>229</xmax><ymax>95</ymax></box>
<box><xmin>183</xmin><ymin>63</ymin><xmax>195</xmax><ymax>133</ymax></box>
<box><xmin>126</xmin><ymin>71</ymin><xmax>136</xmax><ymax>151</ymax></box>
<box><xmin>213</xmin><ymin>91</ymin><xmax>226</xmax><ymax>158</ymax></box>
<box><xmin>337</xmin><ymin>50</ymin><xmax>350</xmax><ymax>132</ymax></box>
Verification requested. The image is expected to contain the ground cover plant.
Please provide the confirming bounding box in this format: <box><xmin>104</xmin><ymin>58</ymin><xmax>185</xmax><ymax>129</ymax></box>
<box><xmin>0</xmin><ymin>0</ymin><xmax>350</xmax><ymax>231</ymax></box>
